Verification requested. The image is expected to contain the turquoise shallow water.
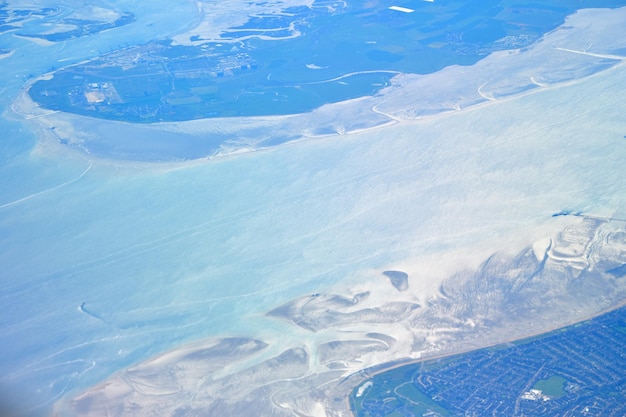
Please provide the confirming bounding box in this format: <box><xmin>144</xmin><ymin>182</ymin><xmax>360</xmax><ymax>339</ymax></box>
<box><xmin>1</xmin><ymin>1</ymin><xmax>626</xmax><ymax>416</ymax></box>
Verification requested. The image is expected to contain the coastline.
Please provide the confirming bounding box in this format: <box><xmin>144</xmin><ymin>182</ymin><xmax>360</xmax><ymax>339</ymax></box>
<box><xmin>15</xmin><ymin>6</ymin><xmax>626</xmax><ymax>163</ymax></box>
<box><xmin>3</xmin><ymin>3</ymin><xmax>626</xmax><ymax>417</ymax></box>
<box><xmin>346</xmin><ymin>299</ymin><xmax>626</xmax><ymax>416</ymax></box>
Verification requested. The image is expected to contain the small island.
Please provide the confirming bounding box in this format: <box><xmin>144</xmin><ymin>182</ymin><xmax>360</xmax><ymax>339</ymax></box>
<box><xmin>26</xmin><ymin>0</ymin><xmax>575</xmax><ymax>123</ymax></box>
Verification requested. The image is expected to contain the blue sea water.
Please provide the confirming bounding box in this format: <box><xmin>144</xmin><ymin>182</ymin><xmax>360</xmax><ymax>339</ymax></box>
<box><xmin>1</xmin><ymin>1</ymin><xmax>626</xmax><ymax>416</ymax></box>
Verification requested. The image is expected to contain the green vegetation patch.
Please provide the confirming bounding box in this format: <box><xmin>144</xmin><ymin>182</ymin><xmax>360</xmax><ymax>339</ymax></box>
<box><xmin>395</xmin><ymin>382</ymin><xmax>451</xmax><ymax>416</ymax></box>
<box><xmin>532</xmin><ymin>375</ymin><xmax>567</xmax><ymax>398</ymax></box>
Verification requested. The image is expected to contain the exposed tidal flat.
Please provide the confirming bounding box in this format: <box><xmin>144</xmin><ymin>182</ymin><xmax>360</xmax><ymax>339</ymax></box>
<box><xmin>1</xmin><ymin>2</ymin><xmax>626</xmax><ymax>417</ymax></box>
<box><xmin>39</xmin><ymin>56</ymin><xmax>626</xmax><ymax>416</ymax></box>
<box><xmin>52</xmin><ymin>218</ymin><xmax>626</xmax><ymax>416</ymax></box>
